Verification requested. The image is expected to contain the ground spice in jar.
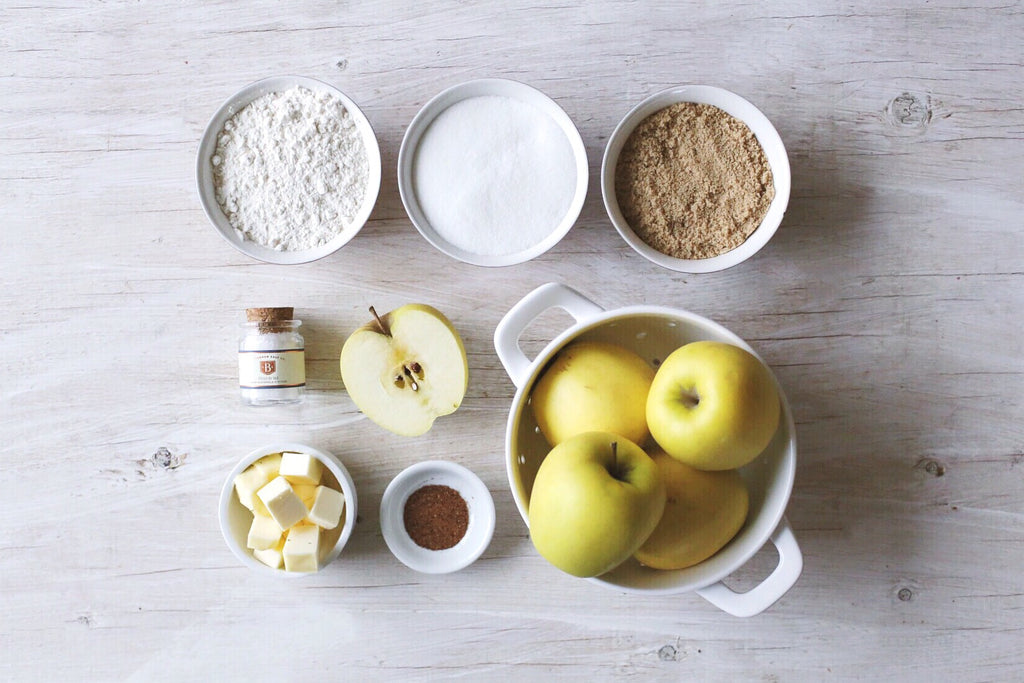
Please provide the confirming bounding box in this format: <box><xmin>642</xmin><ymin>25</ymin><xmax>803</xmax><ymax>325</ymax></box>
<box><xmin>403</xmin><ymin>484</ymin><xmax>469</xmax><ymax>550</ymax></box>
<box><xmin>615</xmin><ymin>102</ymin><xmax>775</xmax><ymax>260</ymax></box>
<box><xmin>238</xmin><ymin>307</ymin><xmax>305</xmax><ymax>406</ymax></box>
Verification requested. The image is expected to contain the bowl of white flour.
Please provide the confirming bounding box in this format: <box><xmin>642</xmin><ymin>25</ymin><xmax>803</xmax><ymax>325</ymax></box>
<box><xmin>398</xmin><ymin>79</ymin><xmax>588</xmax><ymax>267</ymax></box>
<box><xmin>197</xmin><ymin>76</ymin><xmax>381</xmax><ymax>264</ymax></box>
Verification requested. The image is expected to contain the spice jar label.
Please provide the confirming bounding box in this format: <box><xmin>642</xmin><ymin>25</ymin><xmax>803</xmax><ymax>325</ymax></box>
<box><xmin>238</xmin><ymin>349</ymin><xmax>306</xmax><ymax>389</ymax></box>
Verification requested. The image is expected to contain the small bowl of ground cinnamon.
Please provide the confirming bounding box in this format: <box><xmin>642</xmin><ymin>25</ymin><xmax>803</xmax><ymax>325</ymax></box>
<box><xmin>379</xmin><ymin>460</ymin><xmax>495</xmax><ymax>574</ymax></box>
<box><xmin>602</xmin><ymin>86</ymin><xmax>790</xmax><ymax>272</ymax></box>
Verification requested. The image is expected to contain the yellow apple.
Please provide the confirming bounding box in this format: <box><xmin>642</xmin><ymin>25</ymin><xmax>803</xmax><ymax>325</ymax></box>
<box><xmin>340</xmin><ymin>304</ymin><xmax>468</xmax><ymax>437</ymax></box>
<box><xmin>531</xmin><ymin>341</ymin><xmax>654</xmax><ymax>447</ymax></box>
<box><xmin>646</xmin><ymin>341</ymin><xmax>780</xmax><ymax>470</ymax></box>
<box><xmin>634</xmin><ymin>449</ymin><xmax>749</xmax><ymax>570</ymax></box>
<box><xmin>528</xmin><ymin>432</ymin><xmax>666</xmax><ymax>578</ymax></box>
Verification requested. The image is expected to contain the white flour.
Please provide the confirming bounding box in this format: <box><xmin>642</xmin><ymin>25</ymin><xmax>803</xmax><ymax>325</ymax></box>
<box><xmin>412</xmin><ymin>95</ymin><xmax>577</xmax><ymax>256</ymax></box>
<box><xmin>212</xmin><ymin>87</ymin><xmax>368</xmax><ymax>251</ymax></box>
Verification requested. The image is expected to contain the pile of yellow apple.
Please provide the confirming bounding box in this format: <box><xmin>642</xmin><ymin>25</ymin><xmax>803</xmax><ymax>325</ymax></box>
<box><xmin>527</xmin><ymin>340</ymin><xmax>780</xmax><ymax>578</ymax></box>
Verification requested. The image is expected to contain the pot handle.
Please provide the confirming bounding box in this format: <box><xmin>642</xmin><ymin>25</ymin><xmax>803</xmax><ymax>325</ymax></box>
<box><xmin>494</xmin><ymin>283</ymin><xmax>605</xmax><ymax>388</ymax></box>
<box><xmin>695</xmin><ymin>517</ymin><xmax>802</xmax><ymax>617</ymax></box>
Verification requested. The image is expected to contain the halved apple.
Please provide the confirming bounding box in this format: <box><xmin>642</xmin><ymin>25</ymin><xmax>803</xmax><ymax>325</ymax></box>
<box><xmin>340</xmin><ymin>304</ymin><xmax>468</xmax><ymax>437</ymax></box>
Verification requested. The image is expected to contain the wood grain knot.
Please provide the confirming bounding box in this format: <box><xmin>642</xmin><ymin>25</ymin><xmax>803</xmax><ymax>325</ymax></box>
<box><xmin>658</xmin><ymin>644</ymin><xmax>678</xmax><ymax>661</ymax></box>
<box><xmin>887</xmin><ymin>92</ymin><xmax>932</xmax><ymax>128</ymax></box>
<box><xmin>151</xmin><ymin>447</ymin><xmax>185</xmax><ymax>470</ymax></box>
<box><xmin>914</xmin><ymin>458</ymin><xmax>945</xmax><ymax>477</ymax></box>
<box><xmin>897</xmin><ymin>587</ymin><xmax>913</xmax><ymax>602</ymax></box>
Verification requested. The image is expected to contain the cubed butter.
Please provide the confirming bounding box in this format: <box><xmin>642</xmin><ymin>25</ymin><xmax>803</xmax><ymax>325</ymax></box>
<box><xmin>256</xmin><ymin>476</ymin><xmax>308</xmax><ymax>530</ymax></box>
<box><xmin>252</xmin><ymin>542</ymin><xmax>284</xmax><ymax>570</ymax></box>
<box><xmin>307</xmin><ymin>485</ymin><xmax>345</xmax><ymax>530</ymax></box>
<box><xmin>253</xmin><ymin>453</ymin><xmax>282</xmax><ymax>480</ymax></box>
<box><xmin>292</xmin><ymin>484</ymin><xmax>319</xmax><ymax>508</ymax></box>
<box><xmin>247</xmin><ymin>513</ymin><xmax>283</xmax><ymax>550</ymax></box>
<box><xmin>283</xmin><ymin>525</ymin><xmax>320</xmax><ymax>572</ymax></box>
<box><xmin>252</xmin><ymin>495</ymin><xmax>272</xmax><ymax>519</ymax></box>
<box><xmin>233</xmin><ymin>463</ymin><xmax>276</xmax><ymax>511</ymax></box>
<box><xmin>279</xmin><ymin>452</ymin><xmax>323</xmax><ymax>486</ymax></box>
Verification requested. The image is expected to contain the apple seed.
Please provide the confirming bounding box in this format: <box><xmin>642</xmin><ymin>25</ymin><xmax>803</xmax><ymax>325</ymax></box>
<box><xmin>402</xmin><ymin>364</ymin><xmax>420</xmax><ymax>391</ymax></box>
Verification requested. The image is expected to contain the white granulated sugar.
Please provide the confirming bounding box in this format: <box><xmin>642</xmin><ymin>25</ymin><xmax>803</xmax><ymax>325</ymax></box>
<box><xmin>412</xmin><ymin>95</ymin><xmax>577</xmax><ymax>256</ymax></box>
<box><xmin>212</xmin><ymin>87</ymin><xmax>368</xmax><ymax>251</ymax></box>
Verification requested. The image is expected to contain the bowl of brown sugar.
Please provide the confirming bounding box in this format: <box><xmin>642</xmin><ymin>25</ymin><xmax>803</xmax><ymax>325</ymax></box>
<box><xmin>380</xmin><ymin>460</ymin><xmax>495</xmax><ymax>574</ymax></box>
<box><xmin>602</xmin><ymin>86</ymin><xmax>790</xmax><ymax>273</ymax></box>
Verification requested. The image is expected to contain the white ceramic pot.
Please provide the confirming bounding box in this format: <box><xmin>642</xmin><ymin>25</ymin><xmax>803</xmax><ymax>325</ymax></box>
<box><xmin>493</xmin><ymin>283</ymin><xmax>802</xmax><ymax>617</ymax></box>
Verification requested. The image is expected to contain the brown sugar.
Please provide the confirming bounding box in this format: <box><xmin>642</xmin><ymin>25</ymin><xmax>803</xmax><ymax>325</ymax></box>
<box><xmin>614</xmin><ymin>102</ymin><xmax>775</xmax><ymax>260</ymax></box>
<box><xmin>403</xmin><ymin>484</ymin><xmax>469</xmax><ymax>550</ymax></box>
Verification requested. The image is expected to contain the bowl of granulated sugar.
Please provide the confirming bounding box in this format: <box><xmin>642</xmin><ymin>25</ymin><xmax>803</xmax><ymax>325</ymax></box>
<box><xmin>398</xmin><ymin>79</ymin><xmax>589</xmax><ymax>267</ymax></box>
<box><xmin>196</xmin><ymin>76</ymin><xmax>382</xmax><ymax>265</ymax></box>
<box><xmin>602</xmin><ymin>85</ymin><xmax>790</xmax><ymax>273</ymax></box>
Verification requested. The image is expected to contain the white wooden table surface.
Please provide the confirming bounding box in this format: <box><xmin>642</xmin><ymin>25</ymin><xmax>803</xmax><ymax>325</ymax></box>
<box><xmin>3</xmin><ymin>1</ymin><xmax>1022</xmax><ymax>680</ymax></box>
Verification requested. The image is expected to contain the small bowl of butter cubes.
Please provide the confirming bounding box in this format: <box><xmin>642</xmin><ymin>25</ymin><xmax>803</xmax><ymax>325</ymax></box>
<box><xmin>219</xmin><ymin>443</ymin><xmax>358</xmax><ymax>575</ymax></box>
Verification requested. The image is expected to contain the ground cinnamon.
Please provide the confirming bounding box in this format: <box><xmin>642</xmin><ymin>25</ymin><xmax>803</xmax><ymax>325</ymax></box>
<box><xmin>403</xmin><ymin>484</ymin><xmax>469</xmax><ymax>550</ymax></box>
<box><xmin>615</xmin><ymin>102</ymin><xmax>775</xmax><ymax>260</ymax></box>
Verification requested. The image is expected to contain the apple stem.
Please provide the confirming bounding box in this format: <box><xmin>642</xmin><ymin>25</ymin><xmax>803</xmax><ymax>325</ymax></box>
<box><xmin>369</xmin><ymin>306</ymin><xmax>391</xmax><ymax>337</ymax></box>
<box><xmin>609</xmin><ymin>441</ymin><xmax>629</xmax><ymax>482</ymax></box>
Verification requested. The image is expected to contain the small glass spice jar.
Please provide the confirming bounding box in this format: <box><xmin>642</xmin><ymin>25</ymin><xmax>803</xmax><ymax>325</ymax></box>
<box><xmin>238</xmin><ymin>307</ymin><xmax>305</xmax><ymax>406</ymax></box>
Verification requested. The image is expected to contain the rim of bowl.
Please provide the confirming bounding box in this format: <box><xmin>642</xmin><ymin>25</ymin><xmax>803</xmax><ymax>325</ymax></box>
<box><xmin>380</xmin><ymin>460</ymin><xmax>495</xmax><ymax>574</ymax></box>
<box><xmin>218</xmin><ymin>442</ymin><xmax>359</xmax><ymax>577</ymax></box>
<box><xmin>503</xmin><ymin>305</ymin><xmax>796</xmax><ymax>594</ymax></box>
<box><xmin>397</xmin><ymin>78</ymin><xmax>589</xmax><ymax>267</ymax></box>
<box><xmin>601</xmin><ymin>85</ymin><xmax>791</xmax><ymax>273</ymax></box>
<box><xmin>196</xmin><ymin>76</ymin><xmax>382</xmax><ymax>265</ymax></box>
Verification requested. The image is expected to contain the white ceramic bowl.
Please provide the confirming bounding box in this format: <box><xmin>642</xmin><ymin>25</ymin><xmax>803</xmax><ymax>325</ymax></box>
<box><xmin>494</xmin><ymin>283</ymin><xmax>802</xmax><ymax>616</ymax></box>
<box><xmin>380</xmin><ymin>460</ymin><xmax>495</xmax><ymax>574</ymax></box>
<box><xmin>602</xmin><ymin>85</ymin><xmax>791</xmax><ymax>273</ymax></box>
<box><xmin>196</xmin><ymin>76</ymin><xmax>382</xmax><ymax>264</ymax></box>
<box><xmin>397</xmin><ymin>78</ymin><xmax>589</xmax><ymax>267</ymax></box>
<box><xmin>219</xmin><ymin>442</ymin><xmax>358</xmax><ymax>577</ymax></box>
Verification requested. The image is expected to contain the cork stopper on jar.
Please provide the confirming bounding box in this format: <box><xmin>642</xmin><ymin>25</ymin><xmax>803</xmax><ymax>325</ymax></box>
<box><xmin>246</xmin><ymin>307</ymin><xmax>294</xmax><ymax>323</ymax></box>
<box><xmin>245</xmin><ymin>307</ymin><xmax>295</xmax><ymax>333</ymax></box>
